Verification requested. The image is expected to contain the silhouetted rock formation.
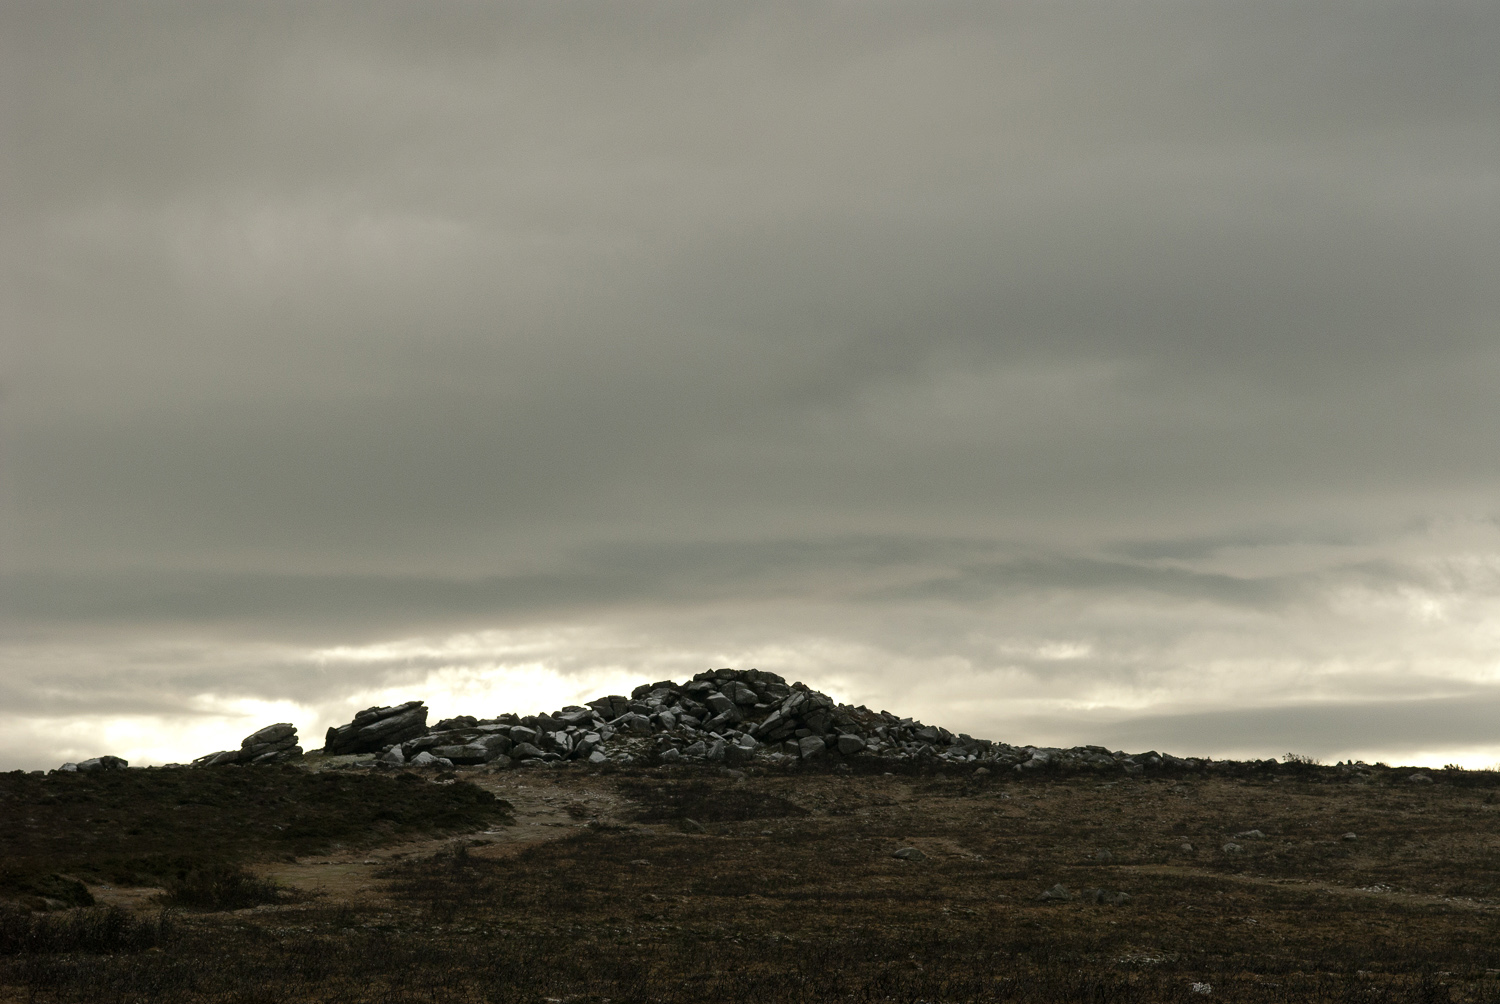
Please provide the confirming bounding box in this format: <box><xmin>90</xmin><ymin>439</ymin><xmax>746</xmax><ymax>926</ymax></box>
<box><xmin>355</xmin><ymin>668</ymin><xmax>1200</xmax><ymax>775</ymax></box>
<box><xmin>191</xmin><ymin>723</ymin><xmax>302</xmax><ymax>766</ymax></box>
<box><xmin>323</xmin><ymin>701</ymin><xmax>428</xmax><ymax>755</ymax></box>
<box><xmin>172</xmin><ymin>670</ymin><xmax>1238</xmax><ymax>776</ymax></box>
<box><xmin>58</xmin><ymin>755</ymin><xmax>128</xmax><ymax>773</ymax></box>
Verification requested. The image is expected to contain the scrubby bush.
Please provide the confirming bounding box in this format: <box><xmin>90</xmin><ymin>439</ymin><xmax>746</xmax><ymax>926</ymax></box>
<box><xmin>157</xmin><ymin>863</ymin><xmax>289</xmax><ymax>910</ymax></box>
<box><xmin>0</xmin><ymin>905</ymin><xmax>171</xmax><ymax>955</ymax></box>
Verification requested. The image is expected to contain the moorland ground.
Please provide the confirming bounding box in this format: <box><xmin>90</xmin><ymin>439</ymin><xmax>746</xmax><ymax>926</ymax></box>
<box><xmin>4</xmin><ymin>760</ymin><xmax>1500</xmax><ymax>1003</ymax></box>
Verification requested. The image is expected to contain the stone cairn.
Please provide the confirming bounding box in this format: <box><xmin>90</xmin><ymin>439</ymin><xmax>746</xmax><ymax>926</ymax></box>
<box><xmin>184</xmin><ymin>668</ymin><xmax>1208</xmax><ymax>775</ymax></box>
<box><xmin>364</xmin><ymin>668</ymin><xmax>1198</xmax><ymax>774</ymax></box>
<box><xmin>191</xmin><ymin>723</ymin><xmax>302</xmax><ymax>767</ymax></box>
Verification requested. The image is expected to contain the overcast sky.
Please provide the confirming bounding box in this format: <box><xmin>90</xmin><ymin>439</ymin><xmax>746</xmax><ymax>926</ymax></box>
<box><xmin>4</xmin><ymin>2</ymin><xmax>1499</xmax><ymax>771</ymax></box>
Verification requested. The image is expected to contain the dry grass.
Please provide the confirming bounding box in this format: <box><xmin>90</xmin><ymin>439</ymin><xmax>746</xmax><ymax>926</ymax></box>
<box><xmin>4</xmin><ymin>762</ymin><xmax>1500</xmax><ymax>1002</ymax></box>
<box><xmin>0</xmin><ymin>764</ymin><xmax>513</xmax><ymax>895</ymax></box>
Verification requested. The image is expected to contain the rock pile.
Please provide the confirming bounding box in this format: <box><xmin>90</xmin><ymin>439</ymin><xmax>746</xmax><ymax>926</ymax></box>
<box><xmin>324</xmin><ymin>701</ymin><xmax>428</xmax><ymax>755</ymax></box>
<box><xmin>58</xmin><ymin>756</ymin><xmax>128</xmax><ymax>773</ymax></box>
<box><xmin>192</xmin><ymin>723</ymin><xmax>303</xmax><ymax>766</ymax></box>
<box><xmin>49</xmin><ymin>671</ymin><xmax>1488</xmax><ymax>778</ymax></box>
<box><xmin>166</xmin><ymin>668</ymin><xmax>1275</xmax><ymax>777</ymax></box>
<box><xmin>361</xmin><ymin>668</ymin><xmax>1198</xmax><ymax>775</ymax></box>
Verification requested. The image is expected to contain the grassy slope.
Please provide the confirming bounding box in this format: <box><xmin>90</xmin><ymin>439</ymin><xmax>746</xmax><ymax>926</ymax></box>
<box><xmin>0</xmin><ymin>765</ymin><xmax>512</xmax><ymax>894</ymax></box>
<box><xmin>6</xmin><ymin>763</ymin><xmax>1500</xmax><ymax>1002</ymax></box>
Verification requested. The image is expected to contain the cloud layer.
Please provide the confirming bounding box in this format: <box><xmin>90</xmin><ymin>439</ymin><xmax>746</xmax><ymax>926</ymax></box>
<box><xmin>4</xmin><ymin>2</ymin><xmax>1499</xmax><ymax>769</ymax></box>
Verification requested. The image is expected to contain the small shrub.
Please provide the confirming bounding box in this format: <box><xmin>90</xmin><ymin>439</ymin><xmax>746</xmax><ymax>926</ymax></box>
<box><xmin>0</xmin><ymin>873</ymin><xmax>95</xmax><ymax>909</ymax></box>
<box><xmin>0</xmin><ymin>905</ymin><xmax>171</xmax><ymax>955</ymax></box>
<box><xmin>157</xmin><ymin>863</ymin><xmax>290</xmax><ymax>910</ymax></box>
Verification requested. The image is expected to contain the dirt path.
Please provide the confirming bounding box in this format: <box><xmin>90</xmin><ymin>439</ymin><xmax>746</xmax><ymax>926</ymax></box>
<box><xmin>89</xmin><ymin>767</ymin><xmax>643</xmax><ymax>911</ymax></box>
<box><xmin>1117</xmin><ymin>863</ymin><xmax>1500</xmax><ymax>913</ymax></box>
<box><xmin>249</xmin><ymin>769</ymin><xmax>640</xmax><ymax>903</ymax></box>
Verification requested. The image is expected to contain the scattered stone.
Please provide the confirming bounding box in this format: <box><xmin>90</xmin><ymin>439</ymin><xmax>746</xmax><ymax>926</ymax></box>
<box><xmin>725</xmin><ymin>681</ymin><xmax>758</xmax><ymax>706</ymax></box>
<box><xmin>1093</xmin><ymin>849</ymin><xmax>1114</xmax><ymax>863</ymax></box>
<box><xmin>1233</xmin><ymin>829</ymin><xmax>1266</xmax><ymax>840</ymax></box>
<box><xmin>1222</xmin><ymin>842</ymin><xmax>1243</xmax><ymax>854</ymax></box>
<box><xmin>430</xmin><ymin>743</ymin><xmax>496</xmax><ymax>765</ymax></box>
<box><xmin>892</xmin><ymin>847</ymin><xmax>926</xmax><ymax>861</ymax></box>
<box><xmin>798</xmin><ymin>735</ymin><xmax>827</xmax><ymax>759</ymax></box>
<box><xmin>1341</xmin><ymin>832</ymin><xmax>1359</xmax><ymax>841</ymax></box>
<box><xmin>1407</xmin><ymin>772</ymin><xmax>1433</xmax><ymax>784</ymax></box>
<box><xmin>835</xmin><ymin>734</ymin><xmax>866</xmax><ymax>755</ymax></box>
<box><xmin>1084</xmin><ymin>888</ymin><xmax>1131</xmax><ymax>905</ymax></box>
<box><xmin>1179</xmin><ymin>842</ymin><xmax>1195</xmax><ymax>853</ymax></box>
<box><xmin>1038</xmin><ymin>883</ymin><xmax>1073</xmax><ymax>902</ymax></box>
<box><xmin>76</xmin><ymin>756</ymin><xmax>129</xmax><ymax>772</ymax></box>
<box><xmin>59</xmin><ymin>758</ymin><xmax>129</xmax><ymax>773</ymax></box>
<box><xmin>431</xmin><ymin>715</ymin><xmax>478</xmax><ymax>732</ymax></box>
<box><xmin>558</xmin><ymin>707</ymin><xmax>595</xmax><ymax>728</ymax></box>
<box><xmin>1018</xmin><ymin>753</ymin><xmax>1049</xmax><ymax>771</ymax></box>
<box><xmin>616</xmin><ymin>712</ymin><xmax>653</xmax><ymax>735</ymax></box>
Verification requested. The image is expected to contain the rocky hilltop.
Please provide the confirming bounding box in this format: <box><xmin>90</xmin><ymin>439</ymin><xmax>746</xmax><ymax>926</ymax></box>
<box><xmin>185</xmin><ymin>667</ymin><xmax>1215</xmax><ymax>775</ymax></box>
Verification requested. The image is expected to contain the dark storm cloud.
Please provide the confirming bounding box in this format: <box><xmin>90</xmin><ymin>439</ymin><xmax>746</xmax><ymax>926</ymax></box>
<box><xmin>3</xmin><ymin>2</ymin><xmax>1499</xmax><ymax>768</ymax></box>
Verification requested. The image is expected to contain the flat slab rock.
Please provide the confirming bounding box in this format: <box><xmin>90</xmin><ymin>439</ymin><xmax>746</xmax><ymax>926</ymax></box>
<box><xmin>191</xmin><ymin>723</ymin><xmax>302</xmax><ymax>767</ymax></box>
<box><xmin>324</xmin><ymin>703</ymin><xmax>429</xmax><ymax>756</ymax></box>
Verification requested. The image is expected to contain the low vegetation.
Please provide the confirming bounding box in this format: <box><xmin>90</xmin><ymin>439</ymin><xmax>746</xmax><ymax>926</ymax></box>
<box><xmin>0</xmin><ymin>764</ymin><xmax>512</xmax><ymax>896</ymax></box>
<box><xmin>156</xmin><ymin>862</ymin><xmax>296</xmax><ymax>911</ymax></box>
<box><xmin>0</xmin><ymin>905</ymin><xmax>171</xmax><ymax>956</ymax></box>
<box><xmin>4</xmin><ymin>761</ymin><xmax>1500</xmax><ymax>1002</ymax></box>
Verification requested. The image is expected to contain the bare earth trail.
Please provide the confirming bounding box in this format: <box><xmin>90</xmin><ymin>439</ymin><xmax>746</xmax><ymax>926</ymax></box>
<box><xmin>1117</xmin><ymin>863</ymin><xmax>1500</xmax><ymax>914</ymax></box>
<box><xmin>245</xmin><ymin>770</ymin><xmax>642</xmax><ymax>906</ymax></box>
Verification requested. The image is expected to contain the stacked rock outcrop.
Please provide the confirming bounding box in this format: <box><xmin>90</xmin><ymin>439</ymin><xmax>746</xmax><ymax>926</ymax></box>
<box><xmin>323</xmin><ymin>701</ymin><xmax>428</xmax><ymax>756</ymax></box>
<box><xmin>363</xmin><ymin>668</ymin><xmax>1199</xmax><ymax>776</ymax></box>
<box><xmin>192</xmin><ymin>723</ymin><xmax>303</xmax><ymax>766</ymax></box>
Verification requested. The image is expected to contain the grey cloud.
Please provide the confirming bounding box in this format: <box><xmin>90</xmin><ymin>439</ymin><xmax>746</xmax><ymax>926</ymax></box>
<box><xmin>1065</xmin><ymin>692</ymin><xmax>1500</xmax><ymax>764</ymax></box>
<box><xmin>3</xmin><ymin>3</ymin><xmax>1499</xmax><ymax>769</ymax></box>
<box><xmin>2</xmin><ymin>534</ymin><xmax>1344</xmax><ymax>636</ymax></box>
